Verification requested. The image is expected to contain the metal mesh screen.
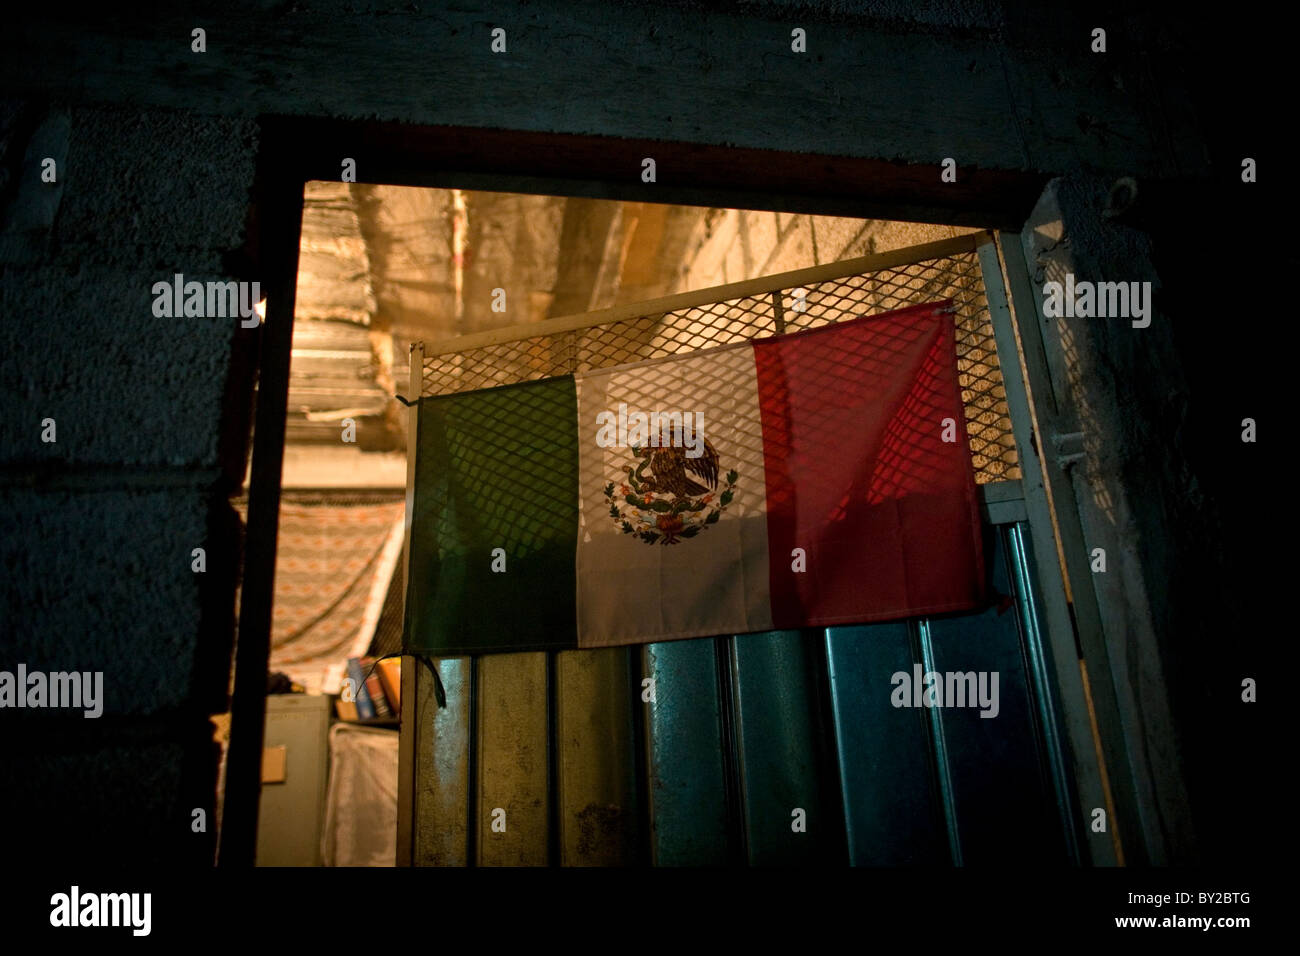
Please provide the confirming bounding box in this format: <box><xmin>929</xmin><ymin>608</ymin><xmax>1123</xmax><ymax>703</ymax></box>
<box><xmin>421</xmin><ymin>249</ymin><xmax>1019</xmax><ymax>484</ymax></box>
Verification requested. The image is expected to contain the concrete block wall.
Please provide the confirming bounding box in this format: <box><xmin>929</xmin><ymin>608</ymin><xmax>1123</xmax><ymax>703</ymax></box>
<box><xmin>0</xmin><ymin>101</ymin><xmax>255</xmax><ymax>864</ymax></box>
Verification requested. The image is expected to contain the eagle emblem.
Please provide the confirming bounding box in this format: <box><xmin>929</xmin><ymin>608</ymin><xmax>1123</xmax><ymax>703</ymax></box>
<box><xmin>603</xmin><ymin>428</ymin><xmax>738</xmax><ymax>545</ymax></box>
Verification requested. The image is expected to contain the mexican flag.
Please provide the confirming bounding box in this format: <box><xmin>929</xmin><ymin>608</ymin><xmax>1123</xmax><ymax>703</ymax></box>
<box><xmin>404</xmin><ymin>299</ymin><xmax>985</xmax><ymax>654</ymax></box>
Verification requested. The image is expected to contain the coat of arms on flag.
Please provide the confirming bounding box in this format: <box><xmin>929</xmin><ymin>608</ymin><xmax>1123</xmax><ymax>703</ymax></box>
<box><xmin>603</xmin><ymin>427</ymin><xmax>738</xmax><ymax>546</ymax></box>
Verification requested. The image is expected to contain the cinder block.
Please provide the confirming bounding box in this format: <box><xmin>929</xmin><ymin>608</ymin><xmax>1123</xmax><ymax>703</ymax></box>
<box><xmin>54</xmin><ymin>107</ymin><xmax>256</xmax><ymax>270</ymax></box>
<box><xmin>0</xmin><ymin>264</ymin><xmax>238</xmax><ymax>468</ymax></box>
<box><xmin>0</xmin><ymin>723</ymin><xmax>218</xmax><ymax>866</ymax></box>
<box><xmin>0</xmin><ymin>488</ymin><xmax>210</xmax><ymax>716</ymax></box>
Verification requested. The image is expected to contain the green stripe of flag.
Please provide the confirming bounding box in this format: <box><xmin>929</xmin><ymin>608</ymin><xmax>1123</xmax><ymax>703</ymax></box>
<box><xmin>404</xmin><ymin>376</ymin><xmax>579</xmax><ymax>654</ymax></box>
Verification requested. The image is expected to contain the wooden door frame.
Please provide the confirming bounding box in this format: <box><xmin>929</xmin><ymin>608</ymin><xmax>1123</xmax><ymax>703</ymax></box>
<box><xmin>221</xmin><ymin>115</ymin><xmax>1064</xmax><ymax>867</ymax></box>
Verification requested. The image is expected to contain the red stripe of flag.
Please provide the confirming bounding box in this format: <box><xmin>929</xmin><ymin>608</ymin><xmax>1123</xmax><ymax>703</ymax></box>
<box><xmin>753</xmin><ymin>300</ymin><xmax>985</xmax><ymax>628</ymax></box>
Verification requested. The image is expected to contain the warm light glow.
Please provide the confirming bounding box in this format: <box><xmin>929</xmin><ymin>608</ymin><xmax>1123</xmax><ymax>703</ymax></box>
<box><xmin>255</xmin><ymin>298</ymin><xmax>268</xmax><ymax>320</ymax></box>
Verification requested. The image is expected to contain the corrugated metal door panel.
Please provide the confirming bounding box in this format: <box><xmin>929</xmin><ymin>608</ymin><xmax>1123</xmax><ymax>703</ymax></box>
<box><xmin>555</xmin><ymin>648</ymin><xmax>642</xmax><ymax>866</ymax></box>
<box><xmin>1004</xmin><ymin>522</ymin><xmax>1082</xmax><ymax>864</ymax></box>
<box><xmin>922</xmin><ymin>525</ymin><xmax>1068</xmax><ymax>866</ymax></box>
<box><xmin>732</xmin><ymin>630</ymin><xmax>845</xmax><ymax>865</ymax></box>
<box><xmin>476</xmin><ymin>652</ymin><xmax>549</xmax><ymax>865</ymax></box>
<box><xmin>824</xmin><ymin>623</ymin><xmax>950</xmax><ymax>866</ymax></box>
<box><xmin>414</xmin><ymin>657</ymin><xmax>470</xmax><ymax>866</ymax></box>
<box><xmin>643</xmin><ymin>638</ymin><xmax>731</xmax><ymax>866</ymax></box>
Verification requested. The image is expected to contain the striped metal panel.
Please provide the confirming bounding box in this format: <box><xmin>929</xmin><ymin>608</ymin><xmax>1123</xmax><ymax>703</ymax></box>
<box><xmin>730</xmin><ymin>630</ymin><xmax>844</xmax><ymax>865</ymax></box>
<box><xmin>1004</xmin><ymin>523</ymin><xmax>1082</xmax><ymax>864</ymax></box>
<box><xmin>555</xmin><ymin>648</ymin><xmax>643</xmax><ymax>865</ymax></box>
<box><xmin>824</xmin><ymin>622</ymin><xmax>949</xmax><ymax>865</ymax></box>
<box><xmin>413</xmin><ymin>657</ymin><xmax>470</xmax><ymax>866</ymax></box>
<box><xmin>922</xmin><ymin>525</ymin><xmax>1071</xmax><ymax>865</ymax></box>
<box><xmin>643</xmin><ymin>639</ymin><xmax>731</xmax><ymax>865</ymax></box>
<box><xmin>475</xmin><ymin>652</ymin><xmax>549</xmax><ymax>865</ymax></box>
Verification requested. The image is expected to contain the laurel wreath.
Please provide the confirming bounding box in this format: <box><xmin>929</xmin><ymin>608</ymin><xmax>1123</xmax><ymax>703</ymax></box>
<box><xmin>603</xmin><ymin>456</ymin><xmax>738</xmax><ymax>545</ymax></box>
